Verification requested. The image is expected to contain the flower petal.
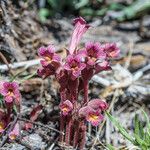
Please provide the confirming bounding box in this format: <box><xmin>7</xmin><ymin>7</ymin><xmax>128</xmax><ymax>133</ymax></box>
<box><xmin>38</xmin><ymin>46</ymin><xmax>47</xmax><ymax>57</ymax></box>
<box><xmin>69</xmin><ymin>17</ymin><xmax>90</xmax><ymax>54</ymax></box>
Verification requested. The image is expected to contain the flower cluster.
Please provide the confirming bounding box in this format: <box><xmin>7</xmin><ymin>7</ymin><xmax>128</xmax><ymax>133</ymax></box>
<box><xmin>37</xmin><ymin>17</ymin><xmax>120</xmax><ymax>149</ymax></box>
<box><xmin>37</xmin><ymin>45</ymin><xmax>61</xmax><ymax>79</ymax></box>
<box><xmin>0</xmin><ymin>81</ymin><xmax>21</xmax><ymax>140</ymax></box>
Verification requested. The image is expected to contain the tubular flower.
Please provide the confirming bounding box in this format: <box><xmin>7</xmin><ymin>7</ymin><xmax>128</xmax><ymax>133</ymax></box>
<box><xmin>38</xmin><ymin>45</ymin><xmax>61</xmax><ymax>67</ymax></box>
<box><xmin>69</xmin><ymin>17</ymin><xmax>90</xmax><ymax>54</ymax></box>
<box><xmin>9</xmin><ymin>123</ymin><xmax>19</xmax><ymax>140</ymax></box>
<box><xmin>59</xmin><ymin>100</ymin><xmax>73</xmax><ymax>116</ymax></box>
<box><xmin>78</xmin><ymin>106</ymin><xmax>92</xmax><ymax>118</ymax></box>
<box><xmin>81</xmin><ymin>42</ymin><xmax>106</xmax><ymax>66</ymax></box>
<box><xmin>64</xmin><ymin>55</ymin><xmax>86</xmax><ymax>80</ymax></box>
<box><xmin>0</xmin><ymin>82</ymin><xmax>20</xmax><ymax>103</ymax></box>
<box><xmin>86</xmin><ymin>110</ymin><xmax>103</xmax><ymax>126</ymax></box>
<box><xmin>88</xmin><ymin>99</ymin><xmax>108</xmax><ymax>111</ymax></box>
<box><xmin>103</xmin><ymin>43</ymin><xmax>120</xmax><ymax>58</ymax></box>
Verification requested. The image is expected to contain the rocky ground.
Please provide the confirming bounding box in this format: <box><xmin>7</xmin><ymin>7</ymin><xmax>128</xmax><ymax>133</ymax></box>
<box><xmin>0</xmin><ymin>1</ymin><xmax>150</xmax><ymax>150</ymax></box>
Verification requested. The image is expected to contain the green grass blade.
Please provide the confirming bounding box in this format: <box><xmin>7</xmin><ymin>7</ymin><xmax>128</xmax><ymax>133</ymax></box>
<box><xmin>106</xmin><ymin>111</ymin><xmax>136</xmax><ymax>144</ymax></box>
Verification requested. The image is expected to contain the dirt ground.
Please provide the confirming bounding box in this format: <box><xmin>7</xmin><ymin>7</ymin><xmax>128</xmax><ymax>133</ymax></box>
<box><xmin>0</xmin><ymin>1</ymin><xmax>150</xmax><ymax>150</ymax></box>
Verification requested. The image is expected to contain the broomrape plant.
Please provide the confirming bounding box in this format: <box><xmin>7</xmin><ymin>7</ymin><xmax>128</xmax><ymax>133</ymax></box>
<box><xmin>37</xmin><ymin>17</ymin><xmax>120</xmax><ymax>149</ymax></box>
<box><xmin>0</xmin><ymin>81</ymin><xmax>21</xmax><ymax>141</ymax></box>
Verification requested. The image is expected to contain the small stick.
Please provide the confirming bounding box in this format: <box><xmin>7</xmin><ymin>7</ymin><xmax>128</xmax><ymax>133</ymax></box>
<box><xmin>0</xmin><ymin>52</ymin><xmax>14</xmax><ymax>76</ymax></box>
<box><xmin>0</xmin><ymin>59</ymin><xmax>41</xmax><ymax>71</ymax></box>
<box><xmin>19</xmin><ymin>117</ymin><xmax>64</xmax><ymax>135</ymax></box>
<box><xmin>48</xmin><ymin>137</ymin><xmax>59</xmax><ymax>150</ymax></box>
<box><xmin>15</xmin><ymin>138</ymin><xmax>33</xmax><ymax>150</ymax></box>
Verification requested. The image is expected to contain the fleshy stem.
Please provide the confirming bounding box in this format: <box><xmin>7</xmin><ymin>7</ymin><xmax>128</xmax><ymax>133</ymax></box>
<box><xmin>6</xmin><ymin>104</ymin><xmax>12</xmax><ymax>123</ymax></box>
<box><xmin>59</xmin><ymin>114</ymin><xmax>65</xmax><ymax>142</ymax></box>
<box><xmin>65</xmin><ymin>79</ymin><xmax>79</xmax><ymax>146</ymax></box>
<box><xmin>79</xmin><ymin>122</ymin><xmax>87</xmax><ymax>150</ymax></box>
<box><xmin>65</xmin><ymin>115</ymin><xmax>72</xmax><ymax>145</ymax></box>
<box><xmin>73</xmin><ymin>120</ymin><xmax>80</xmax><ymax>147</ymax></box>
<box><xmin>83</xmin><ymin>80</ymin><xmax>89</xmax><ymax>104</ymax></box>
<box><xmin>59</xmin><ymin>90</ymin><xmax>66</xmax><ymax>142</ymax></box>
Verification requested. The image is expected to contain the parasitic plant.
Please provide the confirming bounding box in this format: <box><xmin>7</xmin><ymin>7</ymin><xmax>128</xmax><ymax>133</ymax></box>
<box><xmin>37</xmin><ymin>17</ymin><xmax>120</xmax><ymax>149</ymax></box>
<box><xmin>0</xmin><ymin>81</ymin><xmax>21</xmax><ymax>141</ymax></box>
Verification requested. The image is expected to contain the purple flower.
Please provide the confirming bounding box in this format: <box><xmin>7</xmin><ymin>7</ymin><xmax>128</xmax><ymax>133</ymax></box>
<box><xmin>38</xmin><ymin>45</ymin><xmax>61</xmax><ymax>67</ymax></box>
<box><xmin>79</xmin><ymin>106</ymin><xmax>104</xmax><ymax>126</ymax></box>
<box><xmin>81</xmin><ymin>42</ymin><xmax>106</xmax><ymax>67</ymax></box>
<box><xmin>0</xmin><ymin>82</ymin><xmax>20</xmax><ymax>103</ymax></box>
<box><xmin>69</xmin><ymin>17</ymin><xmax>90</xmax><ymax>54</ymax></box>
<box><xmin>88</xmin><ymin>99</ymin><xmax>108</xmax><ymax>111</ymax></box>
<box><xmin>78</xmin><ymin>106</ymin><xmax>92</xmax><ymax>118</ymax></box>
<box><xmin>103</xmin><ymin>43</ymin><xmax>120</xmax><ymax>58</ymax></box>
<box><xmin>9</xmin><ymin>123</ymin><xmax>19</xmax><ymax>140</ymax></box>
<box><xmin>59</xmin><ymin>100</ymin><xmax>73</xmax><ymax>116</ymax></box>
<box><xmin>86</xmin><ymin>110</ymin><xmax>103</xmax><ymax>126</ymax></box>
<box><xmin>64</xmin><ymin>55</ymin><xmax>86</xmax><ymax>80</ymax></box>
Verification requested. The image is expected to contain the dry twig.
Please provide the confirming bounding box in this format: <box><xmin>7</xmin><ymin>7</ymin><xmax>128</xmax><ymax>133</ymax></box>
<box><xmin>19</xmin><ymin>117</ymin><xmax>64</xmax><ymax>135</ymax></box>
<box><xmin>15</xmin><ymin>138</ymin><xmax>33</xmax><ymax>150</ymax></box>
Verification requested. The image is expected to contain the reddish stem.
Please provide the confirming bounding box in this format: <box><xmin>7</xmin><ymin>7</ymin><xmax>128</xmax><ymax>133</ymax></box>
<box><xmin>73</xmin><ymin>121</ymin><xmax>80</xmax><ymax>147</ymax></box>
<box><xmin>6</xmin><ymin>103</ymin><xmax>12</xmax><ymax>123</ymax></box>
<box><xmin>65</xmin><ymin>116</ymin><xmax>72</xmax><ymax>145</ymax></box>
<box><xmin>83</xmin><ymin>80</ymin><xmax>88</xmax><ymax>104</ymax></box>
<box><xmin>59</xmin><ymin>89</ymin><xmax>69</xmax><ymax>143</ymax></box>
<box><xmin>59</xmin><ymin>114</ymin><xmax>65</xmax><ymax>142</ymax></box>
<box><xmin>79</xmin><ymin>123</ymin><xmax>86</xmax><ymax>150</ymax></box>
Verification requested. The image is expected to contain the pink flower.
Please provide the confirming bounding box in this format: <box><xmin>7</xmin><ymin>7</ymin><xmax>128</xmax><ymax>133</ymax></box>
<box><xmin>9</xmin><ymin>123</ymin><xmax>19</xmax><ymax>140</ymax></box>
<box><xmin>88</xmin><ymin>99</ymin><xmax>108</xmax><ymax>111</ymax></box>
<box><xmin>86</xmin><ymin>110</ymin><xmax>103</xmax><ymax>126</ymax></box>
<box><xmin>64</xmin><ymin>55</ymin><xmax>86</xmax><ymax>80</ymax></box>
<box><xmin>103</xmin><ymin>43</ymin><xmax>120</xmax><ymax>58</ymax></box>
<box><xmin>78</xmin><ymin>106</ymin><xmax>92</xmax><ymax>118</ymax></box>
<box><xmin>81</xmin><ymin>42</ymin><xmax>106</xmax><ymax>66</ymax></box>
<box><xmin>37</xmin><ymin>64</ymin><xmax>56</xmax><ymax>79</ymax></box>
<box><xmin>69</xmin><ymin>17</ymin><xmax>90</xmax><ymax>54</ymax></box>
<box><xmin>0</xmin><ymin>82</ymin><xmax>20</xmax><ymax>103</ymax></box>
<box><xmin>59</xmin><ymin>100</ymin><xmax>73</xmax><ymax>116</ymax></box>
<box><xmin>38</xmin><ymin>45</ymin><xmax>61</xmax><ymax>67</ymax></box>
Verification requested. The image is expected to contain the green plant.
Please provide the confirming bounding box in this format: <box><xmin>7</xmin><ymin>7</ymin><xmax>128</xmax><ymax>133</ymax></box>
<box><xmin>106</xmin><ymin>110</ymin><xmax>150</xmax><ymax>150</ymax></box>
